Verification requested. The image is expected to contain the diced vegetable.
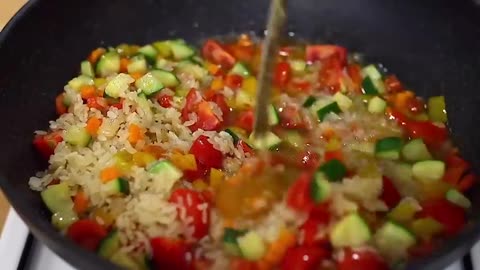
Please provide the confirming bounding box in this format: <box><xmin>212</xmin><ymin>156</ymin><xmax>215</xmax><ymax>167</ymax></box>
<box><xmin>98</xmin><ymin>230</ymin><xmax>121</xmax><ymax>258</ymax></box>
<box><xmin>152</xmin><ymin>41</ymin><xmax>172</xmax><ymax>58</ymax></box>
<box><xmin>285</xmin><ymin>131</ymin><xmax>303</xmax><ymax>148</ymax></box>
<box><xmin>235</xmin><ymin>91</ymin><xmax>254</xmax><ymax>109</ymax></box>
<box><xmin>81</xmin><ymin>60</ymin><xmax>94</xmax><ymax>77</ymax></box>
<box><xmin>330</xmin><ymin>213</ymin><xmax>371</xmax><ymax>248</ymax></box>
<box><xmin>65</xmin><ymin>125</ymin><xmax>91</xmax><ymax>147</ymax></box>
<box><xmin>223</xmin><ymin>228</ymin><xmax>245</xmax><ymax>256</ymax></box>
<box><xmin>374</xmin><ymin>221</ymin><xmax>416</xmax><ymax>260</ymax></box>
<box><xmin>317</xmin><ymin>159</ymin><xmax>347</xmax><ymax>182</ymax></box>
<box><xmin>310</xmin><ymin>172</ymin><xmax>331</xmax><ymax>203</ymax></box>
<box><xmin>96</xmin><ymin>51</ymin><xmax>121</xmax><ymax>77</ymax></box>
<box><xmin>110</xmin><ymin>251</ymin><xmax>142</xmax><ymax>270</ymax></box>
<box><xmin>68</xmin><ymin>75</ymin><xmax>94</xmax><ymax>91</ymax></box>
<box><xmin>446</xmin><ymin>189</ymin><xmax>471</xmax><ymax>208</ymax></box>
<box><xmin>412</xmin><ymin>160</ymin><xmax>445</xmax><ymax>181</ymax></box>
<box><xmin>151</xmin><ymin>69</ymin><xmax>180</xmax><ymax>88</ymax></box>
<box><xmin>411</xmin><ymin>218</ymin><xmax>444</xmax><ymax>240</ymax></box>
<box><xmin>316</xmin><ymin>102</ymin><xmax>341</xmax><ymax>121</ymax></box>
<box><xmin>67</xmin><ymin>219</ymin><xmax>107</xmax><ymax>251</ymax></box>
<box><xmin>237</xmin><ymin>231</ymin><xmax>266</xmax><ymax>261</ymax></box>
<box><xmin>225</xmin><ymin>128</ymin><xmax>241</xmax><ymax>145</ymax></box>
<box><xmin>102</xmin><ymin>178</ymin><xmax>130</xmax><ymax>196</ymax></box>
<box><xmin>148</xmin><ymin>160</ymin><xmax>183</xmax><ymax>182</ymax></box>
<box><xmin>175</xmin><ymin>61</ymin><xmax>208</xmax><ymax>80</ymax></box>
<box><xmin>41</xmin><ymin>182</ymin><xmax>74</xmax><ymax>214</ymax></box>
<box><xmin>332</xmin><ymin>92</ymin><xmax>353</xmax><ymax>111</ymax></box>
<box><xmin>249</xmin><ymin>131</ymin><xmax>282</xmax><ymax>150</ymax></box>
<box><xmin>267</xmin><ymin>104</ymin><xmax>280</xmax><ymax>126</ymax></box>
<box><xmin>105</xmin><ymin>73</ymin><xmax>134</xmax><ymax>98</ymax></box>
<box><xmin>127</xmin><ymin>55</ymin><xmax>148</xmax><ymax>74</ymax></box>
<box><xmin>138</xmin><ymin>44</ymin><xmax>158</xmax><ymax>63</ymax></box>
<box><xmin>51</xmin><ymin>211</ymin><xmax>78</xmax><ymax>230</ymax></box>
<box><xmin>427</xmin><ymin>96</ymin><xmax>447</xmax><ymax>123</ymax></box>
<box><xmin>289</xmin><ymin>59</ymin><xmax>306</xmax><ymax>74</ymax></box>
<box><xmin>388</xmin><ymin>197</ymin><xmax>421</xmax><ymax>223</ymax></box>
<box><xmin>303</xmin><ymin>96</ymin><xmax>317</xmax><ymax>108</ymax></box>
<box><xmin>401</xmin><ymin>139</ymin><xmax>432</xmax><ymax>162</ymax></box>
<box><xmin>230</xmin><ymin>62</ymin><xmax>250</xmax><ymax>77</ymax></box>
<box><xmin>169</xmin><ymin>40</ymin><xmax>195</xmax><ymax>60</ymax></box>
<box><xmin>375</xmin><ymin>137</ymin><xmax>403</xmax><ymax>160</ymax></box>
<box><xmin>135</xmin><ymin>72</ymin><xmax>164</xmax><ymax>96</ymax></box>
<box><xmin>361</xmin><ymin>64</ymin><xmax>383</xmax><ymax>80</ymax></box>
<box><xmin>368</xmin><ymin>96</ymin><xmax>387</xmax><ymax>114</ymax></box>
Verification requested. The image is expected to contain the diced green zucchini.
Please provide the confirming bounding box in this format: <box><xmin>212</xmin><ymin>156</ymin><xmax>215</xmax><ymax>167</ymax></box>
<box><xmin>51</xmin><ymin>211</ymin><xmax>78</xmax><ymax>230</ymax></box>
<box><xmin>237</xmin><ymin>231</ymin><xmax>266</xmax><ymax>261</ymax></box>
<box><xmin>412</xmin><ymin>160</ymin><xmax>445</xmax><ymax>181</ymax></box>
<box><xmin>110</xmin><ymin>251</ymin><xmax>142</xmax><ymax>270</ymax></box>
<box><xmin>362</xmin><ymin>76</ymin><xmax>380</xmax><ymax>95</ymax></box>
<box><xmin>191</xmin><ymin>55</ymin><xmax>205</xmax><ymax>66</ymax></box>
<box><xmin>175</xmin><ymin>61</ymin><xmax>208</xmax><ymax>80</ymax></box>
<box><xmin>230</xmin><ymin>62</ymin><xmax>250</xmax><ymax>77</ymax></box>
<box><xmin>152</xmin><ymin>41</ymin><xmax>172</xmax><ymax>58</ymax></box>
<box><xmin>427</xmin><ymin>96</ymin><xmax>447</xmax><ymax>123</ymax></box>
<box><xmin>303</xmin><ymin>96</ymin><xmax>317</xmax><ymax>108</ymax></box>
<box><xmin>41</xmin><ymin>182</ymin><xmax>74</xmax><ymax>214</ymax></box>
<box><xmin>249</xmin><ymin>132</ymin><xmax>282</xmax><ymax>150</ymax></box>
<box><xmin>96</xmin><ymin>51</ymin><xmax>121</xmax><ymax>77</ymax></box>
<box><xmin>388</xmin><ymin>197</ymin><xmax>421</xmax><ymax>222</ymax></box>
<box><xmin>103</xmin><ymin>178</ymin><xmax>130</xmax><ymax>196</ymax></box>
<box><xmin>135</xmin><ymin>72</ymin><xmax>164</xmax><ymax>96</ymax></box>
<box><xmin>68</xmin><ymin>75</ymin><xmax>94</xmax><ymax>91</ymax></box>
<box><xmin>127</xmin><ymin>55</ymin><xmax>148</xmax><ymax>74</ymax></box>
<box><xmin>368</xmin><ymin>96</ymin><xmax>387</xmax><ymax>114</ymax></box>
<box><xmin>330</xmin><ymin>213</ymin><xmax>371</xmax><ymax>248</ymax></box>
<box><xmin>411</xmin><ymin>218</ymin><xmax>443</xmax><ymax>240</ymax></box>
<box><xmin>65</xmin><ymin>125</ymin><xmax>91</xmax><ymax>147</ymax></box>
<box><xmin>317</xmin><ymin>159</ymin><xmax>347</xmax><ymax>182</ymax></box>
<box><xmin>446</xmin><ymin>189</ymin><xmax>471</xmax><ymax>208</ymax></box>
<box><xmin>401</xmin><ymin>139</ymin><xmax>432</xmax><ymax>162</ymax></box>
<box><xmin>361</xmin><ymin>64</ymin><xmax>383</xmax><ymax>80</ymax></box>
<box><xmin>98</xmin><ymin>230</ymin><xmax>120</xmax><ymax>258</ymax></box>
<box><xmin>285</xmin><ymin>131</ymin><xmax>303</xmax><ymax>148</ymax></box>
<box><xmin>223</xmin><ymin>228</ymin><xmax>245</xmax><ymax>256</ymax></box>
<box><xmin>267</xmin><ymin>105</ymin><xmax>280</xmax><ymax>126</ymax></box>
<box><xmin>374</xmin><ymin>221</ymin><xmax>416</xmax><ymax>260</ymax></box>
<box><xmin>105</xmin><ymin>73</ymin><xmax>134</xmax><ymax>98</ymax></box>
<box><xmin>332</xmin><ymin>92</ymin><xmax>353</xmax><ymax>111</ymax></box>
<box><xmin>375</xmin><ymin>137</ymin><xmax>403</xmax><ymax>160</ymax></box>
<box><xmin>348</xmin><ymin>142</ymin><xmax>375</xmax><ymax>155</ymax></box>
<box><xmin>81</xmin><ymin>60</ymin><xmax>95</xmax><ymax>77</ymax></box>
<box><xmin>317</xmin><ymin>102</ymin><xmax>341</xmax><ymax>121</ymax></box>
<box><xmin>138</xmin><ymin>45</ymin><xmax>158</xmax><ymax>64</ymax></box>
<box><xmin>310</xmin><ymin>172</ymin><xmax>331</xmax><ymax>203</ymax></box>
<box><xmin>151</xmin><ymin>69</ymin><xmax>180</xmax><ymax>88</ymax></box>
<box><xmin>382</xmin><ymin>162</ymin><xmax>414</xmax><ymax>189</ymax></box>
<box><xmin>148</xmin><ymin>160</ymin><xmax>183</xmax><ymax>182</ymax></box>
<box><xmin>289</xmin><ymin>59</ymin><xmax>306</xmax><ymax>74</ymax></box>
<box><xmin>235</xmin><ymin>91</ymin><xmax>254</xmax><ymax>108</ymax></box>
<box><xmin>169</xmin><ymin>41</ymin><xmax>195</xmax><ymax>60</ymax></box>
<box><xmin>225</xmin><ymin>128</ymin><xmax>241</xmax><ymax>145</ymax></box>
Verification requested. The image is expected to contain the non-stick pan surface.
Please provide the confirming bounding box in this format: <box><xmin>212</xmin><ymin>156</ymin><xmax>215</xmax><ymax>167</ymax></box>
<box><xmin>1</xmin><ymin>0</ymin><xmax>480</xmax><ymax>269</ymax></box>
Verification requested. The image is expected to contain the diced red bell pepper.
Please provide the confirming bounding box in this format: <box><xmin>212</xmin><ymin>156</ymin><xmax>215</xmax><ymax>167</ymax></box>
<box><xmin>157</xmin><ymin>94</ymin><xmax>173</xmax><ymax>108</ymax></box>
<box><xmin>288</xmin><ymin>80</ymin><xmax>312</xmax><ymax>94</ymax></box>
<box><xmin>190</xmin><ymin>135</ymin><xmax>223</xmax><ymax>169</ymax></box>
<box><xmin>236</xmin><ymin>109</ymin><xmax>254</xmax><ymax>133</ymax></box>
<box><xmin>346</xmin><ymin>64</ymin><xmax>362</xmax><ymax>93</ymax></box>
<box><xmin>150</xmin><ymin>237</ymin><xmax>192</xmax><ymax>270</ymax></box>
<box><xmin>238</xmin><ymin>140</ymin><xmax>254</xmax><ymax>156</ymax></box>
<box><xmin>298</xmin><ymin>150</ymin><xmax>321</xmax><ymax>170</ymax></box>
<box><xmin>279</xmin><ymin>104</ymin><xmax>305</xmax><ymax>130</ymax></box>
<box><xmin>181</xmin><ymin>89</ymin><xmax>221</xmax><ymax>131</ymax></box>
<box><xmin>274</xmin><ymin>61</ymin><xmax>292</xmax><ymax>88</ymax></box>
<box><xmin>66</xmin><ymin>219</ymin><xmax>107</xmax><ymax>251</ymax></box>
<box><xmin>55</xmin><ymin>94</ymin><xmax>68</xmax><ymax>115</ymax></box>
<box><xmin>337</xmin><ymin>248</ymin><xmax>388</xmax><ymax>270</ymax></box>
<box><xmin>207</xmin><ymin>93</ymin><xmax>230</xmax><ymax>120</ymax></box>
<box><xmin>419</xmin><ymin>198</ymin><xmax>466</xmax><ymax>236</ymax></box>
<box><xmin>281</xmin><ymin>245</ymin><xmax>330</xmax><ymax>270</ymax></box>
<box><xmin>183</xmin><ymin>162</ymin><xmax>210</xmax><ymax>182</ymax></box>
<box><xmin>224</xmin><ymin>74</ymin><xmax>243</xmax><ymax>89</ymax></box>
<box><xmin>202</xmin><ymin>40</ymin><xmax>236</xmax><ymax>69</ymax></box>
<box><xmin>300</xmin><ymin>216</ymin><xmax>329</xmax><ymax>246</ymax></box>
<box><xmin>384</xmin><ymin>75</ymin><xmax>403</xmax><ymax>93</ymax></box>
<box><xmin>230</xmin><ymin>258</ymin><xmax>258</xmax><ymax>270</ymax></box>
<box><xmin>318</xmin><ymin>56</ymin><xmax>344</xmax><ymax>93</ymax></box>
<box><xmin>225</xmin><ymin>44</ymin><xmax>255</xmax><ymax>63</ymax></box>
<box><xmin>306</xmin><ymin>45</ymin><xmax>347</xmax><ymax>65</ymax></box>
<box><xmin>169</xmin><ymin>188</ymin><xmax>210</xmax><ymax>240</ymax></box>
<box><xmin>380</xmin><ymin>176</ymin><xmax>402</xmax><ymax>208</ymax></box>
<box><xmin>287</xmin><ymin>172</ymin><xmax>315</xmax><ymax>212</ymax></box>
<box><xmin>33</xmin><ymin>131</ymin><xmax>63</xmax><ymax>159</ymax></box>
<box><xmin>86</xmin><ymin>97</ymin><xmax>108</xmax><ymax>111</ymax></box>
<box><xmin>324</xmin><ymin>150</ymin><xmax>343</xmax><ymax>162</ymax></box>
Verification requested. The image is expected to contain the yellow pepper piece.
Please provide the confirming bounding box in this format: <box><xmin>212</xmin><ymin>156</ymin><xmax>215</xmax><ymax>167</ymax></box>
<box><xmin>411</xmin><ymin>218</ymin><xmax>443</xmax><ymax>240</ymax></box>
<box><xmin>205</xmin><ymin>62</ymin><xmax>221</xmax><ymax>75</ymax></box>
<box><xmin>113</xmin><ymin>150</ymin><xmax>133</xmax><ymax>172</ymax></box>
<box><xmin>242</xmin><ymin>76</ymin><xmax>257</xmax><ymax>97</ymax></box>
<box><xmin>388</xmin><ymin>198</ymin><xmax>420</xmax><ymax>223</ymax></box>
<box><xmin>192</xmin><ymin>179</ymin><xmax>209</xmax><ymax>191</ymax></box>
<box><xmin>325</xmin><ymin>137</ymin><xmax>342</xmax><ymax>151</ymax></box>
<box><xmin>210</xmin><ymin>168</ymin><xmax>225</xmax><ymax>189</ymax></box>
<box><xmin>211</xmin><ymin>77</ymin><xmax>224</xmax><ymax>91</ymax></box>
<box><xmin>132</xmin><ymin>151</ymin><xmax>156</xmax><ymax>168</ymax></box>
<box><xmin>170</xmin><ymin>153</ymin><xmax>197</xmax><ymax>171</ymax></box>
<box><xmin>94</xmin><ymin>78</ymin><xmax>107</xmax><ymax>88</ymax></box>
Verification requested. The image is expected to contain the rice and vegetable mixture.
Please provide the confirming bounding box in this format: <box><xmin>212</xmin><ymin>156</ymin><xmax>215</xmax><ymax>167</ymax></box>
<box><xmin>30</xmin><ymin>35</ymin><xmax>476</xmax><ymax>270</ymax></box>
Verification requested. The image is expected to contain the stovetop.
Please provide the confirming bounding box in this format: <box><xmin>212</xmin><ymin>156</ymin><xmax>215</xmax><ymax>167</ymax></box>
<box><xmin>0</xmin><ymin>210</ymin><xmax>477</xmax><ymax>270</ymax></box>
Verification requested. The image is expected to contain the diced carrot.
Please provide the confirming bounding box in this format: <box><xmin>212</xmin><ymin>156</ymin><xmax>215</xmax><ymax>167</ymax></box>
<box><xmin>100</xmin><ymin>166</ymin><xmax>121</xmax><ymax>183</ymax></box>
<box><xmin>80</xmin><ymin>85</ymin><xmax>97</xmax><ymax>100</ymax></box>
<box><xmin>88</xmin><ymin>48</ymin><xmax>106</xmax><ymax>64</ymax></box>
<box><xmin>393</xmin><ymin>90</ymin><xmax>415</xmax><ymax>113</ymax></box>
<box><xmin>144</xmin><ymin>145</ymin><xmax>165</xmax><ymax>159</ymax></box>
<box><xmin>128</xmin><ymin>124</ymin><xmax>144</xmax><ymax>144</ymax></box>
<box><xmin>86</xmin><ymin>117</ymin><xmax>102</xmax><ymax>136</ymax></box>
<box><xmin>205</xmin><ymin>62</ymin><xmax>221</xmax><ymax>75</ymax></box>
<box><xmin>322</xmin><ymin>128</ymin><xmax>336</xmax><ymax>141</ymax></box>
<box><xmin>211</xmin><ymin>77</ymin><xmax>224</xmax><ymax>91</ymax></box>
<box><xmin>55</xmin><ymin>94</ymin><xmax>68</xmax><ymax>115</ymax></box>
<box><xmin>73</xmin><ymin>190</ymin><xmax>89</xmax><ymax>215</ymax></box>
<box><xmin>129</xmin><ymin>72</ymin><xmax>144</xmax><ymax>81</ymax></box>
<box><xmin>324</xmin><ymin>150</ymin><xmax>343</xmax><ymax>162</ymax></box>
<box><xmin>262</xmin><ymin>228</ymin><xmax>296</xmax><ymax>266</ymax></box>
<box><xmin>223</xmin><ymin>219</ymin><xmax>234</xmax><ymax>228</ymax></box>
<box><xmin>120</xmin><ymin>57</ymin><xmax>130</xmax><ymax>73</ymax></box>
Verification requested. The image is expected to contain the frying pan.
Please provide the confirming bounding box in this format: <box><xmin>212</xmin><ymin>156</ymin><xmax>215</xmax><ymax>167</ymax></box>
<box><xmin>1</xmin><ymin>0</ymin><xmax>480</xmax><ymax>269</ymax></box>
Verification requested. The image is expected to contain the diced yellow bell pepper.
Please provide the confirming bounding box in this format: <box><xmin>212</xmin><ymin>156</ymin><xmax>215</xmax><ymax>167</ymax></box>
<box><xmin>132</xmin><ymin>151</ymin><xmax>156</xmax><ymax>168</ymax></box>
<box><xmin>210</xmin><ymin>168</ymin><xmax>225</xmax><ymax>189</ymax></box>
<box><xmin>242</xmin><ymin>76</ymin><xmax>257</xmax><ymax>97</ymax></box>
<box><xmin>419</xmin><ymin>180</ymin><xmax>452</xmax><ymax>201</ymax></box>
<box><xmin>170</xmin><ymin>153</ymin><xmax>197</xmax><ymax>171</ymax></box>
<box><xmin>211</xmin><ymin>77</ymin><xmax>224</xmax><ymax>91</ymax></box>
<box><xmin>113</xmin><ymin>150</ymin><xmax>133</xmax><ymax>172</ymax></box>
<box><xmin>192</xmin><ymin>179</ymin><xmax>209</xmax><ymax>191</ymax></box>
<box><xmin>94</xmin><ymin>78</ymin><xmax>107</xmax><ymax>88</ymax></box>
<box><xmin>388</xmin><ymin>198</ymin><xmax>420</xmax><ymax>223</ymax></box>
<box><xmin>411</xmin><ymin>218</ymin><xmax>443</xmax><ymax>240</ymax></box>
<box><xmin>325</xmin><ymin>137</ymin><xmax>342</xmax><ymax>151</ymax></box>
<box><xmin>205</xmin><ymin>62</ymin><xmax>221</xmax><ymax>75</ymax></box>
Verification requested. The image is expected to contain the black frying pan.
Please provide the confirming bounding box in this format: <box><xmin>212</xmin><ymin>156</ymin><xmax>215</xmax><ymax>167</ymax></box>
<box><xmin>1</xmin><ymin>0</ymin><xmax>480</xmax><ymax>269</ymax></box>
